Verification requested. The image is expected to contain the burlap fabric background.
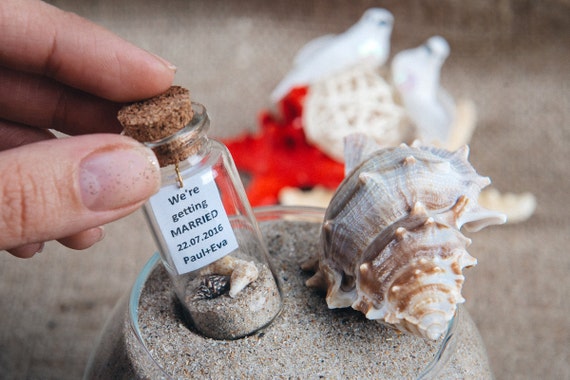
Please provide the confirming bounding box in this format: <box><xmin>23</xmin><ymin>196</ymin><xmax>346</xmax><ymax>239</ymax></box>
<box><xmin>1</xmin><ymin>1</ymin><xmax>568</xmax><ymax>378</ymax></box>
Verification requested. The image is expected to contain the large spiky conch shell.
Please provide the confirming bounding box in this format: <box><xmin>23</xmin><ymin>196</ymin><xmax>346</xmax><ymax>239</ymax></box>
<box><xmin>305</xmin><ymin>134</ymin><xmax>506</xmax><ymax>340</ymax></box>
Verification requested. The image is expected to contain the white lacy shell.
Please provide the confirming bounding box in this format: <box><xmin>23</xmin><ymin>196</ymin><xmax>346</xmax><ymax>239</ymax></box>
<box><xmin>303</xmin><ymin>63</ymin><xmax>412</xmax><ymax>162</ymax></box>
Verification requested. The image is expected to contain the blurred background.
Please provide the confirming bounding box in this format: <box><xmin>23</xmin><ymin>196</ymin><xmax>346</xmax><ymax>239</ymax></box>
<box><xmin>1</xmin><ymin>1</ymin><xmax>568</xmax><ymax>378</ymax></box>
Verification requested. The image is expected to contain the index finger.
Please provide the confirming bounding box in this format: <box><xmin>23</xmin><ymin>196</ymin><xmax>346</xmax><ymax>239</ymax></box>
<box><xmin>0</xmin><ymin>0</ymin><xmax>176</xmax><ymax>102</ymax></box>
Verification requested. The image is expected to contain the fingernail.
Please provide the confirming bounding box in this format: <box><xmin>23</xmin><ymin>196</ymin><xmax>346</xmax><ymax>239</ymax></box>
<box><xmin>9</xmin><ymin>242</ymin><xmax>44</xmax><ymax>258</ymax></box>
<box><xmin>88</xmin><ymin>226</ymin><xmax>106</xmax><ymax>244</ymax></box>
<box><xmin>96</xmin><ymin>226</ymin><xmax>106</xmax><ymax>242</ymax></box>
<box><xmin>80</xmin><ymin>145</ymin><xmax>160</xmax><ymax>211</ymax></box>
<box><xmin>150</xmin><ymin>52</ymin><xmax>177</xmax><ymax>72</ymax></box>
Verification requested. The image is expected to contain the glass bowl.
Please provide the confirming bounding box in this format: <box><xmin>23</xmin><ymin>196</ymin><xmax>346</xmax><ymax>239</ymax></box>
<box><xmin>84</xmin><ymin>206</ymin><xmax>492</xmax><ymax>379</ymax></box>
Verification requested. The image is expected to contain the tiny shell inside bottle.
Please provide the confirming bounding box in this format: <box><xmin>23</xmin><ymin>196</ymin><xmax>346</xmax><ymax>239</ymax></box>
<box><xmin>118</xmin><ymin>86</ymin><xmax>282</xmax><ymax>340</ymax></box>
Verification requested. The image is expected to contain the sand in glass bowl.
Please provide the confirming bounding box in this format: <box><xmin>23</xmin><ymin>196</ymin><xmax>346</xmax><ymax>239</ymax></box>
<box><xmin>84</xmin><ymin>206</ymin><xmax>492</xmax><ymax>379</ymax></box>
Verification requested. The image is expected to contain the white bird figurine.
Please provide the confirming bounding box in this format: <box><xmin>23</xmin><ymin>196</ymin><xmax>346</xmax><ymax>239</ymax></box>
<box><xmin>391</xmin><ymin>36</ymin><xmax>455</xmax><ymax>146</ymax></box>
<box><xmin>270</xmin><ymin>8</ymin><xmax>394</xmax><ymax>103</ymax></box>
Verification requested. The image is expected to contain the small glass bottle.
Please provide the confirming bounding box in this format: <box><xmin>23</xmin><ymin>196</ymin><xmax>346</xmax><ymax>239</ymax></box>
<box><xmin>119</xmin><ymin>88</ymin><xmax>282</xmax><ymax>340</ymax></box>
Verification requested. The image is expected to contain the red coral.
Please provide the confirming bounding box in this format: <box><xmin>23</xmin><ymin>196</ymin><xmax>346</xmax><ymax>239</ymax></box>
<box><xmin>223</xmin><ymin>87</ymin><xmax>345</xmax><ymax>206</ymax></box>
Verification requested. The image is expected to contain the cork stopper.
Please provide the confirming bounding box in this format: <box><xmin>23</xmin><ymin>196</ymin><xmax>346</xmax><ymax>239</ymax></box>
<box><xmin>118</xmin><ymin>86</ymin><xmax>196</xmax><ymax>167</ymax></box>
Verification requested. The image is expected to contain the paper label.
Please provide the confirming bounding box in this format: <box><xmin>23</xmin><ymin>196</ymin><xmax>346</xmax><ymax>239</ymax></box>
<box><xmin>148</xmin><ymin>167</ymin><xmax>238</xmax><ymax>275</ymax></box>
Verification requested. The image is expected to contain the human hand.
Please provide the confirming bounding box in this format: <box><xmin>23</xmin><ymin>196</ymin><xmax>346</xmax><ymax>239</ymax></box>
<box><xmin>0</xmin><ymin>0</ymin><xmax>176</xmax><ymax>257</ymax></box>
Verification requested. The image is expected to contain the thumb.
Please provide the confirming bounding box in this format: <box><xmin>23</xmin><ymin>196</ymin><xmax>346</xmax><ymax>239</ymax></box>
<box><xmin>0</xmin><ymin>134</ymin><xmax>160</xmax><ymax>251</ymax></box>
